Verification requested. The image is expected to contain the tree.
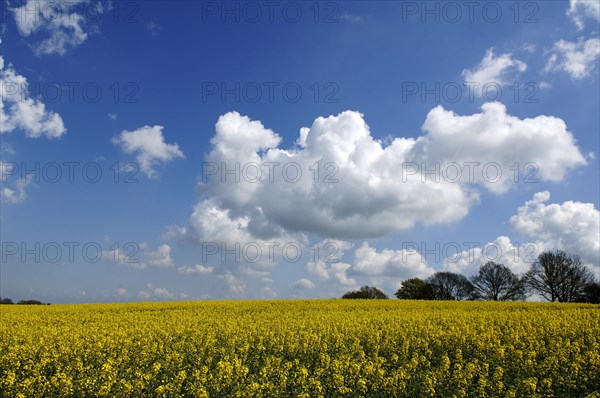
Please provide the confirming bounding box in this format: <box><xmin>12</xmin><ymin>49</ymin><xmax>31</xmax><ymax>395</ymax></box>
<box><xmin>427</xmin><ymin>272</ymin><xmax>474</xmax><ymax>300</ymax></box>
<box><xmin>471</xmin><ymin>262</ymin><xmax>526</xmax><ymax>301</ymax></box>
<box><xmin>16</xmin><ymin>300</ymin><xmax>44</xmax><ymax>305</ymax></box>
<box><xmin>577</xmin><ymin>280</ymin><xmax>600</xmax><ymax>304</ymax></box>
<box><xmin>525</xmin><ymin>250</ymin><xmax>594</xmax><ymax>302</ymax></box>
<box><xmin>0</xmin><ymin>298</ymin><xmax>14</xmax><ymax>304</ymax></box>
<box><xmin>395</xmin><ymin>278</ymin><xmax>434</xmax><ymax>300</ymax></box>
<box><xmin>342</xmin><ymin>286</ymin><xmax>388</xmax><ymax>299</ymax></box>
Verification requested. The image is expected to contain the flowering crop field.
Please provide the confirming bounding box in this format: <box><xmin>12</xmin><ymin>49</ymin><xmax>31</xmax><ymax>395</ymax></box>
<box><xmin>1</xmin><ymin>300</ymin><xmax>599</xmax><ymax>397</ymax></box>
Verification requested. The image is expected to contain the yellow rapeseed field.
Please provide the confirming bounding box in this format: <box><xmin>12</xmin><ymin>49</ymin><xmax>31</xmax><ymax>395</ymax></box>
<box><xmin>0</xmin><ymin>300</ymin><xmax>598</xmax><ymax>397</ymax></box>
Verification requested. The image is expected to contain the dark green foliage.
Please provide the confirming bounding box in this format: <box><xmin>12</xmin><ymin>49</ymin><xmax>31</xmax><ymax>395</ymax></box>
<box><xmin>395</xmin><ymin>278</ymin><xmax>434</xmax><ymax>300</ymax></box>
<box><xmin>342</xmin><ymin>285</ymin><xmax>388</xmax><ymax>299</ymax></box>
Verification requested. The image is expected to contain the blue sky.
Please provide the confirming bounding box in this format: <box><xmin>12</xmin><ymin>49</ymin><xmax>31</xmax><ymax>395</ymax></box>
<box><xmin>1</xmin><ymin>0</ymin><xmax>599</xmax><ymax>302</ymax></box>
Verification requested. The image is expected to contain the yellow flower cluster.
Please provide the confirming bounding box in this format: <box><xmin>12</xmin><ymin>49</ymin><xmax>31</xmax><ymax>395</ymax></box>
<box><xmin>1</xmin><ymin>300</ymin><xmax>598</xmax><ymax>397</ymax></box>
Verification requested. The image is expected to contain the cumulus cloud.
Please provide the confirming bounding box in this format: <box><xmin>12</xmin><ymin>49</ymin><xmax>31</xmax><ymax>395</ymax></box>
<box><xmin>219</xmin><ymin>272</ymin><xmax>247</xmax><ymax>295</ymax></box>
<box><xmin>171</xmin><ymin>108</ymin><xmax>586</xmax><ymax>292</ymax></box>
<box><xmin>306</xmin><ymin>241</ymin><xmax>435</xmax><ymax>292</ymax></box>
<box><xmin>443</xmin><ymin>236</ymin><xmax>536</xmax><ymax>276</ymax></box>
<box><xmin>0</xmin><ymin>172</ymin><xmax>32</xmax><ymax>205</ymax></box>
<box><xmin>193</xmin><ymin>110</ymin><xmax>474</xmax><ymax>241</ymax></box>
<box><xmin>177</xmin><ymin>264</ymin><xmax>215</xmax><ymax>275</ymax></box>
<box><xmin>291</xmin><ymin>278</ymin><xmax>316</xmax><ymax>289</ymax></box>
<box><xmin>307</xmin><ymin>260</ymin><xmax>356</xmax><ymax>287</ymax></box>
<box><xmin>138</xmin><ymin>284</ymin><xmax>173</xmax><ymax>300</ymax></box>
<box><xmin>112</xmin><ymin>125</ymin><xmax>185</xmax><ymax>177</ymax></box>
<box><xmin>510</xmin><ymin>192</ymin><xmax>600</xmax><ymax>265</ymax></box>
<box><xmin>544</xmin><ymin>38</ymin><xmax>600</xmax><ymax>80</ymax></box>
<box><xmin>567</xmin><ymin>0</ymin><xmax>600</xmax><ymax>30</ymax></box>
<box><xmin>418</xmin><ymin>102</ymin><xmax>586</xmax><ymax>193</ymax></box>
<box><xmin>193</xmin><ymin>107</ymin><xmax>584</xmax><ymax>238</ymax></box>
<box><xmin>351</xmin><ymin>242</ymin><xmax>435</xmax><ymax>279</ymax></box>
<box><xmin>12</xmin><ymin>0</ymin><xmax>102</xmax><ymax>56</ymax></box>
<box><xmin>0</xmin><ymin>54</ymin><xmax>66</xmax><ymax>138</ymax></box>
<box><xmin>462</xmin><ymin>48</ymin><xmax>527</xmax><ymax>97</ymax></box>
<box><xmin>102</xmin><ymin>243</ymin><xmax>176</xmax><ymax>270</ymax></box>
<box><xmin>144</xmin><ymin>244</ymin><xmax>175</xmax><ymax>268</ymax></box>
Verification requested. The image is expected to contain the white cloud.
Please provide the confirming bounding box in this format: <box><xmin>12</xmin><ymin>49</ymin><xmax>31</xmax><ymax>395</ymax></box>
<box><xmin>102</xmin><ymin>243</ymin><xmax>176</xmax><ymax>270</ymax></box>
<box><xmin>352</xmin><ymin>242</ymin><xmax>435</xmax><ymax>280</ymax></box>
<box><xmin>544</xmin><ymin>38</ymin><xmax>600</xmax><ymax>80</ymax></box>
<box><xmin>510</xmin><ymin>192</ymin><xmax>600</xmax><ymax>265</ymax></box>
<box><xmin>107</xmin><ymin>113</ymin><xmax>118</xmax><ymax>121</ymax></box>
<box><xmin>171</xmin><ymin>108</ymin><xmax>586</xmax><ymax>292</ymax></box>
<box><xmin>219</xmin><ymin>272</ymin><xmax>246</xmax><ymax>295</ymax></box>
<box><xmin>178</xmin><ymin>107</ymin><xmax>585</xmax><ymax>239</ymax></box>
<box><xmin>306</xmin><ymin>241</ymin><xmax>435</xmax><ymax>292</ymax></box>
<box><xmin>177</xmin><ymin>264</ymin><xmax>214</xmax><ymax>275</ymax></box>
<box><xmin>567</xmin><ymin>0</ymin><xmax>600</xmax><ymax>30</ymax></box>
<box><xmin>291</xmin><ymin>278</ymin><xmax>316</xmax><ymax>289</ymax></box>
<box><xmin>102</xmin><ymin>246</ymin><xmax>146</xmax><ymax>270</ymax></box>
<box><xmin>144</xmin><ymin>244</ymin><xmax>174</xmax><ymax>268</ymax></box>
<box><xmin>12</xmin><ymin>0</ymin><xmax>102</xmax><ymax>56</ymax></box>
<box><xmin>138</xmin><ymin>284</ymin><xmax>173</xmax><ymax>300</ymax></box>
<box><xmin>521</xmin><ymin>43</ymin><xmax>536</xmax><ymax>54</ymax></box>
<box><xmin>112</xmin><ymin>125</ymin><xmax>185</xmax><ymax>178</ymax></box>
<box><xmin>443</xmin><ymin>236</ymin><xmax>535</xmax><ymax>276</ymax></box>
<box><xmin>193</xmin><ymin>110</ymin><xmax>474</xmax><ymax>240</ymax></box>
<box><xmin>419</xmin><ymin>102</ymin><xmax>586</xmax><ymax>193</ymax></box>
<box><xmin>0</xmin><ymin>54</ymin><xmax>66</xmax><ymax>138</ymax></box>
<box><xmin>0</xmin><ymin>173</ymin><xmax>32</xmax><ymax>205</ymax></box>
<box><xmin>307</xmin><ymin>260</ymin><xmax>356</xmax><ymax>287</ymax></box>
<box><xmin>462</xmin><ymin>48</ymin><xmax>527</xmax><ymax>96</ymax></box>
<box><xmin>1</xmin><ymin>143</ymin><xmax>15</xmax><ymax>155</ymax></box>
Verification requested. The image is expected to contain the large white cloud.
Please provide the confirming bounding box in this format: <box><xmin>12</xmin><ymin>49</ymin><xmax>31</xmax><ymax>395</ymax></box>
<box><xmin>172</xmin><ymin>108</ymin><xmax>586</xmax><ymax>292</ymax></box>
<box><xmin>12</xmin><ymin>0</ymin><xmax>102</xmax><ymax>56</ymax></box>
<box><xmin>112</xmin><ymin>125</ymin><xmax>185</xmax><ymax>178</ymax></box>
<box><xmin>0</xmin><ymin>54</ymin><xmax>66</xmax><ymax>138</ymax></box>
<box><xmin>567</xmin><ymin>0</ymin><xmax>600</xmax><ymax>30</ymax></box>
<box><xmin>544</xmin><ymin>38</ymin><xmax>600</xmax><ymax>80</ymax></box>
<box><xmin>192</xmin><ymin>106</ymin><xmax>585</xmax><ymax>240</ymax></box>
<box><xmin>510</xmin><ymin>191</ymin><xmax>600</xmax><ymax>266</ymax></box>
<box><xmin>417</xmin><ymin>102</ymin><xmax>586</xmax><ymax>193</ymax></box>
<box><xmin>462</xmin><ymin>48</ymin><xmax>527</xmax><ymax>97</ymax></box>
<box><xmin>197</xmin><ymin>110</ymin><xmax>467</xmax><ymax>240</ymax></box>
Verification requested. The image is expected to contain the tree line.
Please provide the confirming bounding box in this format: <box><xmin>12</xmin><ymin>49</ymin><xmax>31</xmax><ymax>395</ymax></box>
<box><xmin>342</xmin><ymin>249</ymin><xmax>600</xmax><ymax>303</ymax></box>
<box><xmin>0</xmin><ymin>298</ymin><xmax>49</xmax><ymax>305</ymax></box>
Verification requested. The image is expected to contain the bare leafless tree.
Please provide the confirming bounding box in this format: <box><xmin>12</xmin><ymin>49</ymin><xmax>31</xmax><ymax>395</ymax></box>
<box><xmin>525</xmin><ymin>250</ymin><xmax>594</xmax><ymax>302</ymax></box>
<box><xmin>471</xmin><ymin>262</ymin><xmax>526</xmax><ymax>301</ymax></box>
<box><xmin>427</xmin><ymin>272</ymin><xmax>474</xmax><ymax>300</ymax></box>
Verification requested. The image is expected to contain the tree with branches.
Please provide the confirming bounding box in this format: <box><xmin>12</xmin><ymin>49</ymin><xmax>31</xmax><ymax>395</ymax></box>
<box><xmin>395</xmin><ymin>278</ymin><xmax>434</xmax><ymax>300</ymax></box>
<box><xmin>525</xmin><ymin>250</ymin><xmax>594</xmax><ymax>302</ymax></box>
<box><xmin>471</xmin><ymin>262</ymin><xmax>526</xmax><ymax>301</ymax></box>
<box><xmin>342</xmin><ymin>286</ymin><xmax>388</xmax><ymax>299</ymax></box>
<box><xmin>427</xmin><ymin>272</ymin><xmax>474</xmax><ymax>300</ymax></box>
